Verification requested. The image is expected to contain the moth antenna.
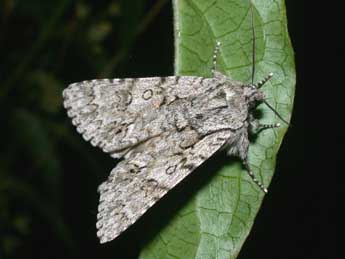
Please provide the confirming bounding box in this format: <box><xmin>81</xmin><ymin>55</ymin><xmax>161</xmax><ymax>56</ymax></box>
<box><xmin>249</xmin><ymin>0</ymin><xmax>256</xmax><ymax>85</ymax></box>
<box><xmin>212</xmin><ymin>41</ymin><xmax>221</xmax><ymax>73</ymax></box>
<box><xmin>263</xmin><ymin>100</ymin><xmax>290</xmax><ymax>125</ymax></box>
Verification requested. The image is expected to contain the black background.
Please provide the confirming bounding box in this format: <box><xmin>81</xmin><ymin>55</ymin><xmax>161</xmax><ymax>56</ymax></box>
<box><xmin>0</xmin><ymin>1</ymin><xmax>342</xmax><ymax>259</ymax></box>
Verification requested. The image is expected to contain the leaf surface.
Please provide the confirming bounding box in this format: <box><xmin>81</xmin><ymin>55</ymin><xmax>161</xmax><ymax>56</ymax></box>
<box><xmin>140</xmin><ymin>0</ymin><xmax>295</xmax><ymax>258</ymax></box>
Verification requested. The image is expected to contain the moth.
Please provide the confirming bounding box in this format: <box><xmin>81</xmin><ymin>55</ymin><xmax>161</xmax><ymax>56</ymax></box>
<box><xmin>62</xmin><ymin>3</ymin><xmax>288</xmax><ymax>244</ymax></box>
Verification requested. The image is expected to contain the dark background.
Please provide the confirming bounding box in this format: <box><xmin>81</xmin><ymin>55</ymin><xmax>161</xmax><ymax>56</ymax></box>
<box><xmin>0</xmin><ymin>0</ymin><xmax>341</xmax><ymax>259</ymax></box>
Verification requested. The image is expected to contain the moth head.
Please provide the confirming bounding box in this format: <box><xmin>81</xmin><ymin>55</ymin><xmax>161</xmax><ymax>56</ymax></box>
<box><xmin>243</xmin><ymin>85</ymin><xmax>265</xmax><ymax>107</ymax></box>
<box><xmin>245</xmin><ymin>73</ymin><xmax>290</xmax><ymax>125</ymax></box>
<box><xmin>243</xmin><ymin>72</ymin><xmax>274</xmax><ymax>107</ymax></box>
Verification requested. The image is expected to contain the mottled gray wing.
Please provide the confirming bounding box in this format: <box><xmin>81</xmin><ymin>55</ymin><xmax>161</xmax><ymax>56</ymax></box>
<box><xmin>63</xmin><ymin>76</ymin><xmax>217</xmax><ymax>158</ymax></box>
<box><xmin>96</xmin><ymin>127</ymin><xmax>232</xmax><ymax>243</ymax></box>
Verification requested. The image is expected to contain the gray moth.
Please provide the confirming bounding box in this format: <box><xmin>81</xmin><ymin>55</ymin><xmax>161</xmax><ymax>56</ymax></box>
<box><xmin>62</xmin><ymin>7</ymin><xmax>287</xmax><ymax>245</ymax></box>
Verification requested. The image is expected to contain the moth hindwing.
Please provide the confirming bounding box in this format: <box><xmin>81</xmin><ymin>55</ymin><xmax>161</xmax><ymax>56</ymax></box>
<box><xmin>62</xmin><ymin>3</ymin><xmax>285</xmax><ymax>245</ymax></box>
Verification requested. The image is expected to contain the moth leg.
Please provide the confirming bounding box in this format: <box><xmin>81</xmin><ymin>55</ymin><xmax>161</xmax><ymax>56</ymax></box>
<box><xmin>257</xmin><ymin>123</ymin><xmax>280</xmax><ymax>130</ymax></box>
<box><xmin>242</xmin><ymin>160</ymin><xmax>268</xmax><ymax>193</ymax></box>
<box><xmin>211</xmin><ymin>41</ymin><xmax>221</xmax><ymax>75</ymax></box>
<box><xmin>255</xmin><ymin>73</ymin><xmax>273</xmax><ymax>89</ymax></box>
<box><xmin>226</xmin><ymin>129</ymin><xmax>267</xmax><ymax>193</ymax></box>
<box><xmin>250</xmin><ymin>120</ymin><xmax>280</xmax><ymax>133</ymax></box>
<box><xmin>248</xmin><ymin>114</ymin><xmax>280</xmax><ymax>133</ymax></box>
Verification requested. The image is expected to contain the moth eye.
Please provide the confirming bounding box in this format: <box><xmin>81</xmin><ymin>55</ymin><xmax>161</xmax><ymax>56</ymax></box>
<box><xmin>195</xmin><ymin>114</ymin><xmax>203</xmax><ymax>119</ymax></box>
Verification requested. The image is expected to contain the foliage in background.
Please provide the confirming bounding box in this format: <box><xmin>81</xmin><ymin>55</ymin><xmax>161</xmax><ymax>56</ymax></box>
<box><xmin>0</xmin><ymin>0</ymin><xmax>169</xmax><ymax>258</ymax></box>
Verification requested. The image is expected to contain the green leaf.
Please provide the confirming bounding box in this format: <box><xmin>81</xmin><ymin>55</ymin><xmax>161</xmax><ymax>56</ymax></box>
<box><xmin>139</xmin><ymin>0</ymin><xmax>295</xmax><ymax>258</ymax></box>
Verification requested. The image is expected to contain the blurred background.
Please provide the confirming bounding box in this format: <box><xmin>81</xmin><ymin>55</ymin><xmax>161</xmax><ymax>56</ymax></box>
<box><xmin>0</xmin><ymin>0</ymin><xmax>308</xmax><ymax>259</ymax></box>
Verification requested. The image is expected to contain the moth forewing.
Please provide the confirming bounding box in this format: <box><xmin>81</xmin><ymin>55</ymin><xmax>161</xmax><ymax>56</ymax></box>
<box><xmin>63</xmin><ymin>71</ymin><xmax>277</xmax><ymax>243</ymax></box>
